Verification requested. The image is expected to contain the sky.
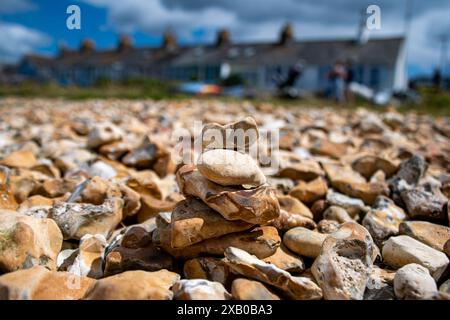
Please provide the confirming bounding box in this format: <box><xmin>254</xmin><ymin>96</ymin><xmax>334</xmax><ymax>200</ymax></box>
<box><xmin>0</xmin><ymin>0</ymin><xmax>449</xmax><ymax>78</ymax></box>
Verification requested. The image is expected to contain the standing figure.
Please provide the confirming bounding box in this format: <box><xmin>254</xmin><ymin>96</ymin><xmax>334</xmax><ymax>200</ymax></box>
<box><xmin>327</xmin><ymin>61</ymin><xmax>348</xmax><ymax>103</ymax></box>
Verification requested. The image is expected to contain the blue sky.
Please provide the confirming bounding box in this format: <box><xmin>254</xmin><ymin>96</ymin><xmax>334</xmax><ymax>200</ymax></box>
<box><xmin>0</xmin><ymin>0</ymin><xmax>164</xmax><ymax>56</ymax></box>
<box><xmin>1</xmin><ymin>0</ymin><xmax>450</xmax><ymax>78</ymax></box>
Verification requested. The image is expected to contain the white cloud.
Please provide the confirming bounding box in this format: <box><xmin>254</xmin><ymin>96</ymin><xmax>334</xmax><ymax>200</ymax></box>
<box><xmin>83</xmin><ymin>0</ymin><xmax>235</xmax><ymax>42</ymax></box>
<box><xmin>0</xmin><ymin>22</ymin><xmax>51</xmax><ymax>63</ymax></box>
<box><xmin>83</xmin><ymin>0</ymin><xmax>374</xmax><ymax>43</ymax></box>
<box><xmin>406</xmin><ymin>7</ymin><xmax>450</xmax><ymax>71</ymax></box>
<box><xmin>0</xmin><ymin>0</ymin><xmax>36</xmax><ymax>14</ymax></box>
<box><xmin>81</xmin><ymin>0</ymin><xmax>409</xmax><ymax>40</ymax></box>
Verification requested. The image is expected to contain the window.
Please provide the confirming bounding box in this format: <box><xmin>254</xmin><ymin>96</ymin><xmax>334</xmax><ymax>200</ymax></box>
<box><xmin>205</xmin><ymin>65</ymin><xmax>220</xmax><ymax>82</ymax></box>
<box><xmin>244</xmin><ymin>47</ymin><xmax>255</xmax><ymax>57</ymax></box>
<box><xmin>370</xmin><ymin>66</ymin><xmax>380</xmax><ymax>89</ymax></box>
<box><xmin>194</xmin><ymin>47</ymin><xmax>204</xmax><ymax>56</ymax></box>
<box><xmin>227</xmin><ymin>48</ymin><xmax>240</xmax><ymax>59</ymax></box>
<box><xmin>356</xmin><ymin>65</ymin><xmax>364</xmax><ymax>83</ymax></box>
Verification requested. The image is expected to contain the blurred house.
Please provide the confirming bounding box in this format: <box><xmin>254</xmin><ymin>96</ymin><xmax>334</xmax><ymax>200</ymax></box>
<box><xmin>0</xmin><ymin>64</ymin><xmax>24</xmax><ymax>84</ymax></box>
<box><xmin>17</xmin><ymin>23</ymin><xmax>407</xmax><ymax>92</ymax></box>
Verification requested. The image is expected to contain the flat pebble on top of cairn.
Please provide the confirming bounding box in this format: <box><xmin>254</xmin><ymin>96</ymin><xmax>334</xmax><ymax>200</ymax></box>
<box><xmin>0</xmin><ymin>99</ymin><xmax>449</xmax><ymax>300</ymax></box>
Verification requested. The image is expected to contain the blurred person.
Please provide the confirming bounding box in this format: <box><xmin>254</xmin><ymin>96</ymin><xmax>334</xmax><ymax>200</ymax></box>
<box><xmin>327</xmin><ymin>60</ymin><xmax>347</xmax><ymax>103</ymax></box>
<box><xmin>277</xmin><ymin>61</ymin><xmax>304</xmax><ymax>98</ymax></box>
<box><xmin>345</xmin><ymin>60</ymin><xmax>355</xmax><ymax>102</ymax></box>
<box><xmin>432</xmin><ymin>68</ymin><xmax>442</xmax><ymax>90</ymax></box>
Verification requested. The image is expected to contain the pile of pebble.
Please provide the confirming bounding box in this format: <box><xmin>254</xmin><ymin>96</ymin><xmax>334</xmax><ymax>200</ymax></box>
<box><xmin>0</xmin><ymin>97</ymin><xmax>449</xmax><ymax>300</ymax></box>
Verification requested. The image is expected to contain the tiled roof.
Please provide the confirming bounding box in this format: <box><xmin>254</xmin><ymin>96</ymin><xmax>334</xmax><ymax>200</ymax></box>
<box><xmin>21</xmin><ymin>36</ymin><xmax>405</xmax><ymax>70</ymax></box>
<box><xmin>171</xmin><ymin>37</ymin><xmax>404</xmax><ymax>66</ymax></box>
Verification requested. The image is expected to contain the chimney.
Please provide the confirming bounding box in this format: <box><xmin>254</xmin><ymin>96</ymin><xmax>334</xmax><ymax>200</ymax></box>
<box><xmin>58</xmin><ymin>42</ymin><xmax>69</xmax><ymax>58</ymax></box>
<box><xmin>279</xmin><ymin>23</ymin><xmax>294</xmax><ymax>46</ymax></box>
<box><xmin>117</xmin><ymin>35</ymin><xmax>133</xmax><ymax>52</ymax></box>
<box><xmin>216</xmin><ymin>29</ymin><xmax>231</xmax><ymax>47</ymax></box>
<box><xmin>80</xmin><ymin>39</ymin><xmax>95</xmax><ymax>53</ymax></box>
<box><xmin>162</xmin><ymin>31</ymin><xmax>177</xmax><ymax>50</ymax></box>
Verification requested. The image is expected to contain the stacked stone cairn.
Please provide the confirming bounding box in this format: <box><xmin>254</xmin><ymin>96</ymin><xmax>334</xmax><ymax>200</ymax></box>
<box><xmin>151</xmin><ymin>117</ymin><xmax>323</xmax><ymax>300</ymax></box>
